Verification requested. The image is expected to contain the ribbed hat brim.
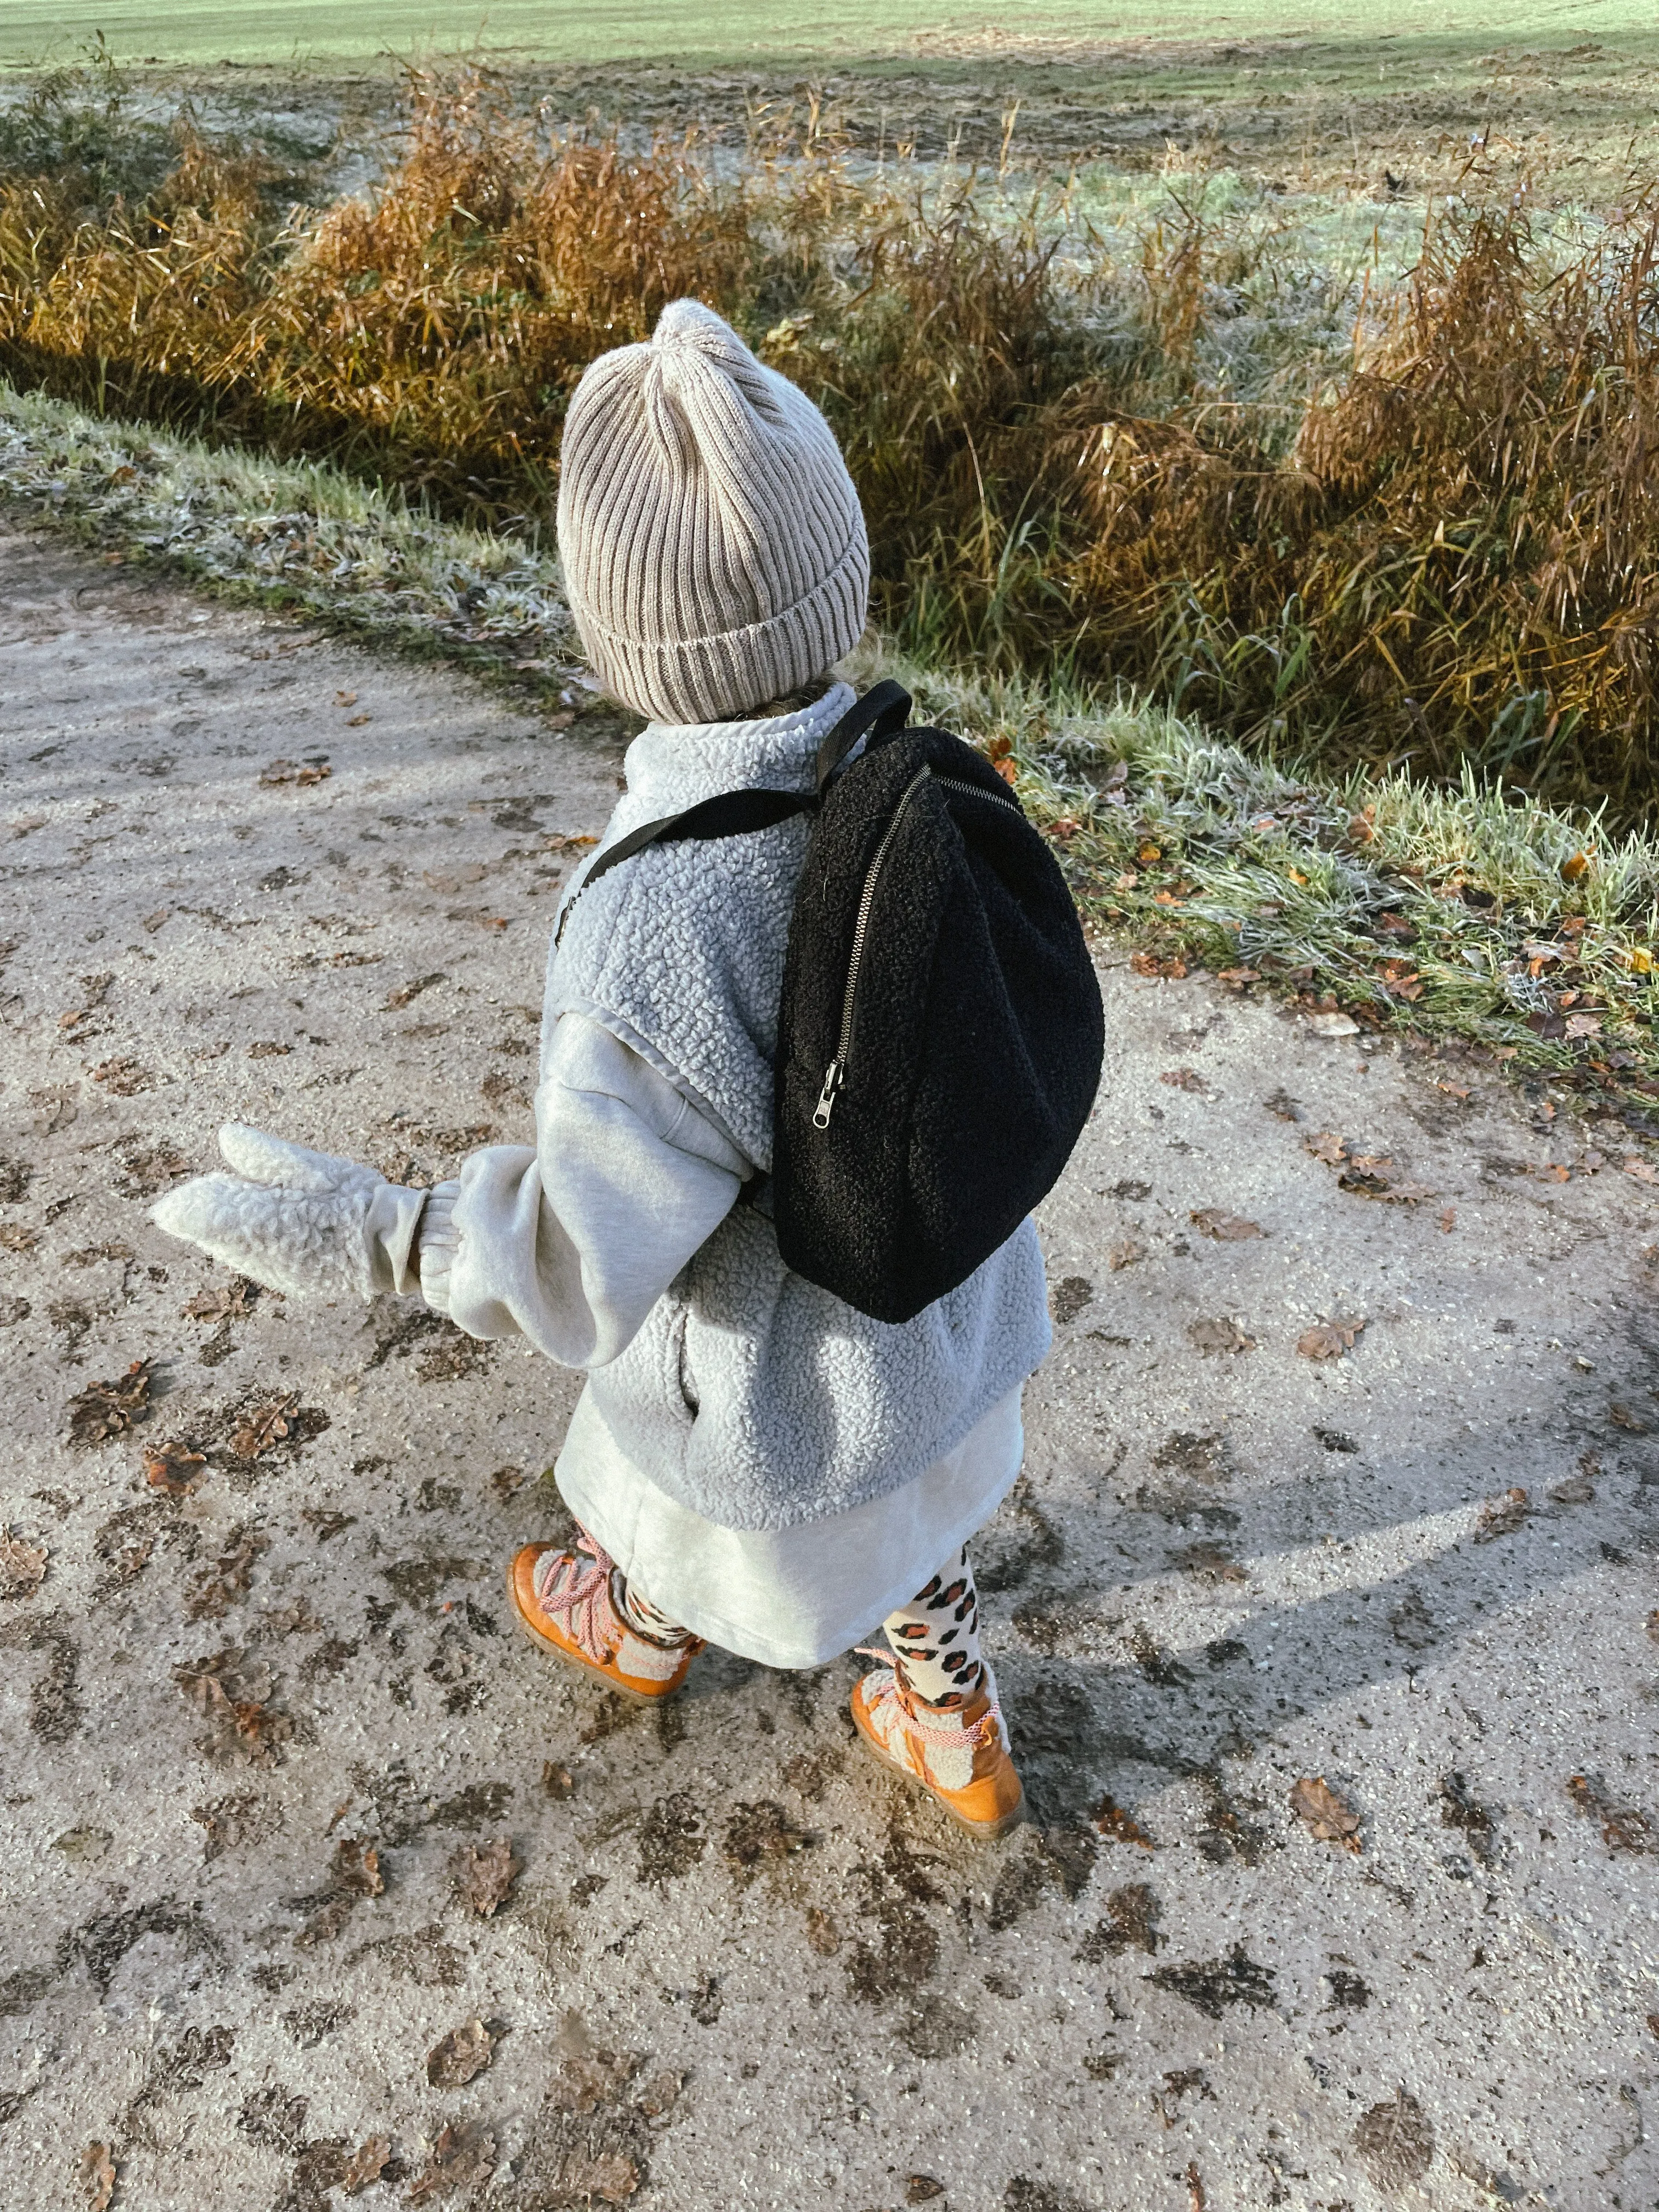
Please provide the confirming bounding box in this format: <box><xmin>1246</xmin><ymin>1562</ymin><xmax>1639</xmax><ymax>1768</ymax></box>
<box><xmin>567</xmin><ymin>525</ymin><xmax>868</xmax><ymax>726</ymax></box>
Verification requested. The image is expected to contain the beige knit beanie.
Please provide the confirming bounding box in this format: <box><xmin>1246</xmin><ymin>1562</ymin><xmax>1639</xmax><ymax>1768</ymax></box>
<box><xmin>555</xmin><ymin>298</ymin><xmax>870</xmax><ymax>724</ymax></box>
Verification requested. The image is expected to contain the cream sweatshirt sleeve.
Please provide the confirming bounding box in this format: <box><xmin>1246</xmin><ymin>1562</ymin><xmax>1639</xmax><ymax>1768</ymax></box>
<box><xmin>415</xmin><ymin>1011</ymin><xmax>749</xmax><ymax>1367</ymax></box>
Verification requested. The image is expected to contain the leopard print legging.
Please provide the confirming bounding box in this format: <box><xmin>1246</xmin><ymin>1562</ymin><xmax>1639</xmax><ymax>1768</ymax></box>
<box><xmin>881</xmin><ymin>1548</ymin><xmax>984</xmax><ymax>1711</ymax></box>
<box><xmin>604</xmin><ymin>1532</ymin><xmax>985</xmax><ymax>1705</ymax></box>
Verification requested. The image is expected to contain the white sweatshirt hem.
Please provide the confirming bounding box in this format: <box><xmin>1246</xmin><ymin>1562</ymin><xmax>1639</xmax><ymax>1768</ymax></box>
<box><xmin>553</xmin><ymin>1383</ymin><xmax>1026</xmax><ymax>1669</ymax></box>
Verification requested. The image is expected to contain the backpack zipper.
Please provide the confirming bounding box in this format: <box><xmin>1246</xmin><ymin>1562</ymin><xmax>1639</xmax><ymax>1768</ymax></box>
<box><xmin>812</xmin><ymin>765</ymin><xmax>1020</xmax><ymax>1130</ymax></box>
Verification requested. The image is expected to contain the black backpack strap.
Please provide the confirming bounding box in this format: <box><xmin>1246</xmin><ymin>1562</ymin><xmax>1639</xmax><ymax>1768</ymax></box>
<box><xmin>555</xmin><ymin>786</ymin><xmax>812</xmax><ymax>945</ymax></box>
<box><xmin>814</xmin><ymin>679</ymin><xmax>911</xmax><ymax>792</ymax></box>
<box><xmin>555</xmin><ymin>684</ymin><xmax>910</xmax><ymax>945</ymax></box>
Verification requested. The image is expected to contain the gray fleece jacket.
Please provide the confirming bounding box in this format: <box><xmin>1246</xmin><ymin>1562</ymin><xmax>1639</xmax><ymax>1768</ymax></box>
<box><xmin>535</xmin><ymin>683</ymin><xmax>1052</xmax><ymax>1533</ymax></box>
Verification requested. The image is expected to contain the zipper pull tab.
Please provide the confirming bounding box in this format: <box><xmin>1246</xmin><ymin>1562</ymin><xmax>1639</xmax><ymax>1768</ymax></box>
<box><xmin>812</xmin><ymin>1059</ymin><xmax>844</xmax><ymax>1130</ymax></box>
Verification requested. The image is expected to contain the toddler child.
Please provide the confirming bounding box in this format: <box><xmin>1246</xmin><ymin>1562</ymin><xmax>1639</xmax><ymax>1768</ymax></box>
<box><xmin>156</xmin><ymin>300</ymin><xmax>1056</xmax><ymax>1838</ymax></box>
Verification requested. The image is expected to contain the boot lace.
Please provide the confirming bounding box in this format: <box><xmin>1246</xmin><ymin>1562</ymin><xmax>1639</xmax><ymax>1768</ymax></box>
<box><xmin>533</xmin><ymin>1534</ymin><xmax>618</xmax><ymax>1663</ymax></box>
<box><xmin>856</xmin><ymin>1654</ymin><xmax>1007</xmax><ymax>1757</ymax></box>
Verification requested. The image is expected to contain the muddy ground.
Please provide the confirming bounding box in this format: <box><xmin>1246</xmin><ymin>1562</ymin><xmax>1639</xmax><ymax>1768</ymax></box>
<box><xmin>2</xmin><ymin>518</ymin><xmax>1658</xmax><ymax>2211</ymax></box>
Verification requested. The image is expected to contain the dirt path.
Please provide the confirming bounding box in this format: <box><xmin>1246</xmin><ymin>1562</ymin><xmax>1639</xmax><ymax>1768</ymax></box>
<box><xmin>2</xmin><ymin>517</ymin><xmax>1657</xmax><ymax>2212</ymax></box>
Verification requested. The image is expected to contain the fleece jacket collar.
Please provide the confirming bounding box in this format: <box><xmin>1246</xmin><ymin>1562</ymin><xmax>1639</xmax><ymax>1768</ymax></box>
<box><xmin>619</xmin><ymin>682</ymin><xmax>856</xmax><ymax>814</ymax></box>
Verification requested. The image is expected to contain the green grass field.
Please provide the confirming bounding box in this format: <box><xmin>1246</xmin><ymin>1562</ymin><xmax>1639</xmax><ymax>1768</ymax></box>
<box><xmin>2</xmin><ymin>0</ymin><xmax>1656</xmax><ymax>69</ymax></box>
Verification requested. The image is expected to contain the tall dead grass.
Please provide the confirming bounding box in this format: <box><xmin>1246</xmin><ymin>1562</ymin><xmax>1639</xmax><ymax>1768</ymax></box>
<box><xmin>1071</xmin><ymin>202</ymin><xmax>1659</xmax><ymax>819</ymax></box>
<box><xmin>0</xmin><ymin>74</ymin><xmax>751</xmax><ymax>506</ymax></box>
<box><xmin>5</xmin><ymin>69</ymin><xmax>1659</xmax><ymax>820</ymax></box>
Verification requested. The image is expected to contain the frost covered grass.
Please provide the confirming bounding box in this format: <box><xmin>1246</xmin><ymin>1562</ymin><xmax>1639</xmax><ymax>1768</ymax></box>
<box><xmin>878</xmin><ymin>654</ymin><xmax>1659</xmax><ymax>1113</ymax></box>
<box><xmin>0</xmin><ymin>380</ymin><xmax>584</xmax><ymax>680</ymax></box>
<box><xmin>4</xmin><ymin>377</ymin><xmax>1656</xmax><ymax>1114</ymax></box>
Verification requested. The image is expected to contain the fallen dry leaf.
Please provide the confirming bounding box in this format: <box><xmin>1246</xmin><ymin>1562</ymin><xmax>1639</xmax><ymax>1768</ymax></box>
<box><xmin>185</xmin><ymin>1528</ymin><xmax>269</xmax><ymax>1619</ymax></box>
<box><xmin>1130</xmin><ymin>949</ymin><xmax>1187</xmax><ymax>979</ymax></box>
<box><xmin>1297</xmin><ymin>1317</ymin><xmax>1365</xmax><ymax>1361</ymax></box>
<box><xmin>259</xmin><ymin>757</ymin><xmax>331</xmax><ymax>787</ymax></box>
<box><xmin>551</xmin><ymin>2049</ymin><xmax>640</xmax><ymax>2114</ymax></box>
<box><xmin>549</xmin><ymin>2152</ymin><xmax>640</xmax><ymax>2205</ymax></box>
<box><xmin>1624</xmin><ymin>1156</ymin><xmax>1659</xmax><ymax>1186</ymax></box>
<box><xmin>345</xmin><ymin>713</ymin><xmax>371</xmax><ymax>727</ymax></box>
<box><xmin>144</xmin><ymin>1442</ymin><xmax>207</xmax><ymax>1497</ymax></box>
<box><xmin>1438</xmin><ymin>1205</ymin><xmax>1457</xmax><ymax>1233</ymax></box>
<box><xmin>1049</xmin><ymin>1274</ymin><xmax>1093</xmax><ymax>1325</ymax></box>
<box><xmin>636</xmin><ymin>2070</ymin><xmax>682</xmax><ymax>2120</ymax></box>
<box><xmin>1188</xmin><ymin>1317</ymin><xmax>1255</xmax><ymax>1355</ymax></box>
<box><xmin>427</xmin><ymin>2018</ymin><xmax>494</xmax><ymax>2088</ymax></box>
<box><xmin>1107</xmin><ymin>1236</ymin><xmax>1147</xmax><ymax>1271</ymax></box>
<box><xmin>0</xmin><ymin>1526</ymin><xmax>47</xmax><ymax>1599</ymax></box>
<box><xmin>1337</xmin><ymin>1156</ymin><xmax>1434</xmax><ymax>1203</ymax></box>
<box><xmin>541</xmin><ymin>1760</ymin><xmax>574</xmax><ymax>1799</ymax></box>
<box><xmin>1160</xmin><ymin>1068</ymin><xmax>1206</xmax><ymax>1093</ymax></box>
<box><xmin>89</xmin><ymin>1057</ymin><xmax>152</xmax><ymax>1095</ymax></box>
<box><xmin>293</xmin><ymin>1837</ymin><xmax>384</xmax><ymax>1947</ymax></box>
<box><xmin>332</xmin><ymin>1836</ymin><xmax>385</xmax><ymax>1896</ymax></box>
<box><xmin>1474</xmin><ymin>1487</ymin><xmax>1530</xmax><ymax>1542</ymax></box>
<box><xmin>0</xmin><ymin>1223</ymin><xmax>38</xmax><ymax>1253</ymax></box>
<box><xmin>1189</xmin><ymin>1208</ymin><xmax>1263</xmax><ymax>1242</ymax></box>
<box><xmin>67</xmin><ymin>1359</ymin><xmax>154</xmax><ymax>1446</ymax></box>
<box><xmin>804</xmin><ymin>1906</ymin><xmax>840</xmax><ymax>1956</ymax></box>
<box><xmin>1289</xmin><ymin>1775</ymin><xmax>1362</xmax><ymax>1853</ymax></box>
<box><xmin>1610</xmin><ymin>1403</ymin><xmax>1650</xmax><ymax>1434</ymax></box>
<box><xmin>406</xmin><ymin>2123</ymin><xmax>497</xmax><ymax>2203</ymax></box>
<box><xmin>173</xmin><ymin>1650</ymin><xmax>294</xmax><ymax>1768</ymax></box>
<box><xmin>1171</xmin><ymin>1541</ymin><xmax>1246</xmax><ymax>1585</ymax></box>
<box><xmin>1091</xmin><ymin>1793</ymin><xmax>1156</xmax><ymax>1850</ymax></box>
<box><xmin>450</xmin><ymin>1836</ymin><xmax>521</xmax><ymax>1917</ymax></box>
<box><xmin>383</xmin><ymin>972</ymin><xmax>446</xmax><ymax>1012</ymax></box>
<box><xmin>115</xmin><ymin>1139</ymin><xmax>188</xmax><ymax>1197</ymax></box>
<box><xmin>1355</xmin><ymin>2091</ymin><xmax>1434</xmax><ymax>2190</ymax></box>
<box><xmin>1565</xmin><ymin>1773</ymin><xmax>1657</xmax><ymax>1857</ymax></box>
<box><xmin>230</xmin><ymin>1394</ymin><xmax>301</xmax><ymax>1461</ymax></box>
<box><xmin>341</xmin><ymin>2135</ymin><xmax>391</xmax><ymax>2196</ymax></box>
<box><xmin>78</xmin><ymin>2141</ymin><xmax>116</xmax><ymax>2212</ymax></box>
<box><xmin>1304</xmin><ymin>1130</ymin><xmax>1347</xmax><ymax>1165</ymax></box>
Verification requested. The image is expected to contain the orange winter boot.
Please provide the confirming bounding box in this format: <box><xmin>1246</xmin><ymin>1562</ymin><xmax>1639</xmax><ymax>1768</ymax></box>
<box><xmin>508</xmin><ymin>1535</ymin><xmax>702</xmax><ymax>1701</ymax></box>
<box><xmin>850</xmin><ymin>1660</ymin><xmax>1025</xmax><ymax>1838</ymax></box>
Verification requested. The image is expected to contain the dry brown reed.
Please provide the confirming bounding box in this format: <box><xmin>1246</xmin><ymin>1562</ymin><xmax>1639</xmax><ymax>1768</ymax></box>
<box><xmin>1070</xmin><ymin>202</ymin><xmax>1659</xmax><ymax>819</ymax></box>
<box><xmin>5</xmin><ymin>72</ymin><xmax>1659</xmax><ymax>821</ymax></box>
<box><xmin>0</xmin><ymin>75</ymin><xmax>751</xmax><ymax>507</ymax></box>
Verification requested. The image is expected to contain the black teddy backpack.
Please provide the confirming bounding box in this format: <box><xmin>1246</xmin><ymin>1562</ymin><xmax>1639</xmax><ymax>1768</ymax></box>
<box><xmin>562</xmin><ymin>680</ymin><xmax>1106</xmax><ymax>1323</ymax></box>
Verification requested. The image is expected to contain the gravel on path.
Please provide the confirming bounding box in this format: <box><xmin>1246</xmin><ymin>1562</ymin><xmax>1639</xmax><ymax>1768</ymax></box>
<box><xmin>2</xmin><ymin>521</ymin><xmax>1657</xmax><ymax>2212</ymax></box>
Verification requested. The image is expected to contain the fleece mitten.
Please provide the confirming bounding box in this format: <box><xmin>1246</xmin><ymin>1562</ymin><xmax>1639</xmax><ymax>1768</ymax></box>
<box><xmin>151</xmin><ymin>1124</ymin><xmax>427</xmax><ymax>1302</ymax></box>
